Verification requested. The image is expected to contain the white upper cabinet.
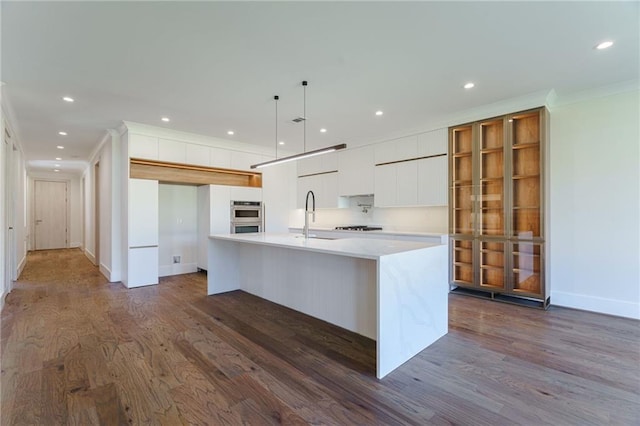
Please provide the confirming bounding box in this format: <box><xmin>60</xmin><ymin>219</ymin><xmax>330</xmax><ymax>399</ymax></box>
<box><xmin>231</xmin><ymin>151</ymin><xmax>262</xmax><ymax>171</ymax></box>
<box><xmin>186</xmin><ymin>144</ymin><xmax>210</xmax><ymax>167</ymax></box>
<box><xmin>297</xmin><ymin>172</ymin><xmax>344</xmax><ymax>209</ymax></box>
<box><xmin>396</xmin><ymin>161</ymin><xmax>418</xmax><ymax>206</ymax></box>
<box><xmin>129</xmin><ymin>134</ymin><xmax>159</xmax><ymax>160</ymax></box>
<box><xmin>338</xmin><ymin>146</ymin><xmax>374</xmax><ymax>196</ymax></box>
<box><xmin>159</xmin><ymin>138</ymin><xmax>186</xmax><ymax>163</ymax></box>
<box><xmin>298</xmin><ymin>152</ymin><xmax>338</xmax><ymax>176</ymax></box>
<box><xmin>230</xmin><ymin>187</ymin><xmax>262</xmax><ymax>202</ymax></box>
<box><xmin>374</xmin><ymin>164</ymin><xmax>397</xmax><ymax>207</ymax></box>
<box><xmin>417</xmin><ymin>156</ymin><xmax>448</xmax><ymax>206</ymax></box>
<box><xmin>374</xmin><ymin>135</ymin><xmax>418</xmax><ymax>164</ymax></box>
<box><xmin>417</xmin><ymin>128</ymin><xmax>448</xmax><ymax>157</ymax></box>
<box><xmin>210</xmin><ymin>147</ymin><xmax>232</xmax><ymax>168</ymax></box>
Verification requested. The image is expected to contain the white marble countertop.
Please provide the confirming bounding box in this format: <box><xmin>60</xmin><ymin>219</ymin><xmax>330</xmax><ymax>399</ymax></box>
<box><xmin>288</xmin><ymin>226</ymin><xmax>447</xmax><ymax>239</ymax></box>
<box><xmin>210</xmin><ymin>233</ymin><xmax>441</xmax><ymax>260</ymax></box>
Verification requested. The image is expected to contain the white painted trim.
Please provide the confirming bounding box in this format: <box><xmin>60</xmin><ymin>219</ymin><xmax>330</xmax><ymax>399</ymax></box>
<box><xmin>0</xmin><ymin>291</ymin><xmax>4</xmax><ymax>312</ymax></box>
<box><xmin>99</xmin><ymin>263</ymin><xmax>112</xmax><ymax>281</ymax></box>
<box><xmin>70</xmin><ymin>241</ymin><xmax>81</xmax><ymax>248</ymax></box>
<box><xmin>88</xmin><ymin>131</ymin><xmax>111</xmax><ymax>165</ymax></box>
<box><xmin>547</xmin><ymin>79</ymin><xmax>639</xmax><ymax>110</ymax></box>
<box><xmin>551</xmin><ymin>291</ymin><xmax>640</xmax><ymax>320</ymax></box>
<box><xmin>84</xmin><ymin>248</ymin><xmax>96</xmax><ymax>265</ymax></box>
<box><xmin>158</xmin><ymin>262</ymin><xmax>198</xmax><ymax>278</ymax></box>
<box><xmin>17</xmin><ymin>254</ymin><xmax>26</xmax><ymax>278</ymax></box>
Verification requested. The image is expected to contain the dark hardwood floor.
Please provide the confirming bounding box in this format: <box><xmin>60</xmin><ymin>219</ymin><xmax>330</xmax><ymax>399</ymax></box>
<box><xmin>1</xmin><ymin>248</ymin><xmax>639</xmax><ymax>425</ymax></box>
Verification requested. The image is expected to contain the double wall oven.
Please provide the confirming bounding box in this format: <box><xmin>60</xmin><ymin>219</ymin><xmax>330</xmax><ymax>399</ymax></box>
<box><xmin>230</xmin><ymin>201</ymin><xmax>263</xmax><ymax>233</ymax></box>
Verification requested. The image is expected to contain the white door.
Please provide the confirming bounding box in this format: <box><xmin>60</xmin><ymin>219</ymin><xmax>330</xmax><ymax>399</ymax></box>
<box><xmin>34</xmin><ymin>180</ymin><xmax>67</xmax><ymax>249</ymax></box>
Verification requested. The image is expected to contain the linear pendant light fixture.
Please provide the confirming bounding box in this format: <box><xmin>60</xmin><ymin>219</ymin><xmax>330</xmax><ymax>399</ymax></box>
<box><xmin>251</xmin><ymin>80</ymin><xmax>346</xmax><ymax>169</ymax></box>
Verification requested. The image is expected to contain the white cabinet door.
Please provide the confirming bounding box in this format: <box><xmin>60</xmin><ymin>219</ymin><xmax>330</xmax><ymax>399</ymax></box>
<box><xmin>129</xmin><ymin>178</ymin><xmax>158</xmax><ymax>247</ymax></box>
<box><xmin>417</xmin><ymin>156</ymin><xmax>448</xmax><ymax>206</ymax></box>
<box><xmin>395</xmin><ymin>135</ymin><xmax>418</xmax><ymax>162</ymax></box>
<box><xmin>158</xmin><ymin>138</ymin><xmax>186</xmax><ymax>163</ymax></box>
<box><xmin>230</xmin><ymin>187</ymin><xmax>262</xmax><ymax>202</ymax></box>
<box><xmin>374</xmin><ymin>164</ymin><xmax>396</xmax><ymax>207</ymax></box>
<box><xmin>210</xmin><ymin>147</ymin><xmax>232</xmax><ymax>168</ymax></box>
<box><xmin>375</xmin><ymin>135</ymin><xmax>418</xmax><ymax>164</ymax></box>
<box><xmin>128</xmin><ymin>178</ymin><xmax>159</xmax><ymax>288</ymax></box>
<box><xmin>210</xmin><ymin>185</ymin><xmax>231</xmax><ymax>234</ymax></box>
<box><xmin>319</xmin><ymin>173</ymin><xmax>342</xmax><ymax>208</ymax></box>
<box><xmin>396</xmin><ymin>161</ymin><xmax>418</xmax><ymax>206</ymax></box>
<box><xmin>297</xmin><ymin>175</ymin><xmax>320</xmax><ymax>209</ymax></box>
<box><xmin>374</xmin><ymin>140</ymin><xmax>397</xmax><ymax>164</ymax></box>
<box><xmin>129</xmin><ymin>134</ymin><xmax>158</xmax><ymax>160</ymax></box>
<box><xmin>128</xmin><ymin>247</ymin><xmax>159</xmax><ymax>288</ymax></box>
<box><xmin>186</xmin><ymin>144</ymin><xmax>210</xmax><ymax>167</ymax></box>
<box><xmin>298</xmin><ymin>152</ymin><xmax>338</xmax><ymax>176</ymax></box>
<box><xmin>231</xmin><ymin>151</ymin><xmax>262</xmax><ymax>171</ymax></box>
<box><xmin>338</xmin><ymin>146</ymin><xmax>374</xmax><ymax>196</ymax></box>
<box><xmin>417</xmin><ymin>128</ymin><xmax>447</xmax><ymax>157</ymax></box>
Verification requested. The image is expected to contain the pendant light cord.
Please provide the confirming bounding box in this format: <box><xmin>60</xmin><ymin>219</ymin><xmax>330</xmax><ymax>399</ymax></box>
<box><xmin>302</xmin><ymin>81</ymin><xmax>307</xmax><ymax>153</ymax></box>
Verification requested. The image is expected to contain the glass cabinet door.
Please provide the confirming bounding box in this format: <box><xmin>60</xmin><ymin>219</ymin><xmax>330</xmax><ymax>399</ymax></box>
<box><xmin>480</xmin><ymin>240</ymin><xmax>506</xmax><ymax>290</ymax></box>
<box><xmin>450</xmin><ymin>125</ymin><xmax>474</xmax><ymax>235</ymax></box>
<box><xmin>478</xmin><ymin>119</ymin><xmax>505</xmax><ymax>237</ymax></box>
<box><xmin>511</xmin><ymin>242</ymin><xmax>543</xmax><ymax>297</ymax></box>
<box><xmin>511</xmin><ymin>111</ymin><xmax>542</xmax><ymax>239</ymax></box>
<box><xmin>451</xmin><ymin>238</ymin><xmax>474</xmax><ymax>286</ymax></box>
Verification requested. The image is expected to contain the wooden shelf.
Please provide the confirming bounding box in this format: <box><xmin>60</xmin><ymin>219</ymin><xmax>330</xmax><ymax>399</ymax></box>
<box><xmin>453</xmin><ymin>152</ymin><xmax>472</xmax><ymax>157</ymax></box>
<box><xmin>512</xmin><ymin>174</ymin><xmax>540</xmax><ymax>180</ymax></box>
<box><xmin>480</xmin><ymin>177</ymin><xmax>503</xmax><ymax>182</ymax></box>
<box><xmin>512</xmin><ymin>141</ymin><xmax>540</xmax><ymax>150</ymax></box>
<box><xmin>512</xmin><ymin>206</ymin><xmax>539</xmax><ymax>210</ymax></box>
<box><xmin>481</xmin><ymin>147</ymin><xmax>503</xmax><ymax>154</ymax></box>
<box><xmin>481</xmin><ymin>265</ymin><xmax>504</xmax><ymax>271</ymax></box>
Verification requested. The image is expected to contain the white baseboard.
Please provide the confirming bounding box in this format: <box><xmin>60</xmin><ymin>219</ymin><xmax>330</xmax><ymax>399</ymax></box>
<box><xmin>0</xmin><ymin>291</ymin><xmax>4</xmax><ymax>312</ymax></box>
<box><xmin>99</xmin><ymin>263</ymin><xmax>112</xmax><ymax>281</ymax></box>
<box><xmin>551</xmin><ymin>290</ymin><xmax>640</xmax><ymax>320</ymax></box>
<box><xmin>70</xmin><ymin>241</ymin><xmax>81</xmax><ymax>248</ymax></box>
<box><xmin>84</xmin><ymin>249</ymin><xmax>96</xmax><ymax>265</ymax></box>
<box><xmin>17</xmin><ymin>255</ymin><xmax>26</xmax><ymax>278</ymax></box>
<box><xmin>159</xmin><ymin>262</ymin><xmax>198</xmax><ymax>278</ymax></box>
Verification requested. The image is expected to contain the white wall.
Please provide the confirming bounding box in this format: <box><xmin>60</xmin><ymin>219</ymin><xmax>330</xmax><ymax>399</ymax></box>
<box><xmin>1</xmin><ymin>96</ymin><xmax>29</xmax><ymax>309</ymax></box>
<box><xmin>158</xmin><ymin>183</ymin><xmax>198</xmax><ymax>277</ymax></box>
<box><xmin>549</xmin><ymin>89</ymin><xmax>640</xmax><ymax>319</ymax></box>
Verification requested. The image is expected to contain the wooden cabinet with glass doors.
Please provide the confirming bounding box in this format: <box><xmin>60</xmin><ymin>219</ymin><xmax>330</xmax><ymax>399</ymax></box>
<box><xmin>449</xmin><ymin>108</ymin><xmax>548</xmax><ymax>308</ymax></box>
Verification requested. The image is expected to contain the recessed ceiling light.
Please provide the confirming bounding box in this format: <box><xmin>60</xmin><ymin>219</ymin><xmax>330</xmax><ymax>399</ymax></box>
<box><xmin>54</xmin><ymin>169</ymin><xmax>60</xmax><ymax>172</ymax></box>
<box><xmin>58</xmin><ymin>131</ymin><xmax>67</xmax><ymax>136</ymax></box>
<box><xmin>375</xmin><ymin>110</ymin><xmax>384</xmax><ymax>116</ymax></box>
<box><xmin>55</xmin><ymin>164</ymin><xmax>61</xmax><ymax>167</ymax></box>
<box><xmin>227</xmin><ymin>130</ymin><xmax>235</xmax><ymax>135</ymax></box>
<box><xmin>320</xmin><ymin>128</ymin><xmax>327</xmax><ymax>133</ymax></box>
<box><xmin>55</xmin><ymin>157</ymin><xmax>62</xmax><ymax>161</ymax></box>
<box><xmin>57</xmin><ymin>145</ymin><xmax>64</xmax><ymax>149</ymax></box>
<box><xmin>62</xmin><ymin>96</ymin><xmax>74</xmax><ymax>102</ymax></box>
<box><xmin>595</xmin><ymin>40</ymin><xmax>614</xmax><ymax>50</ymax></box>
<box><xmin>0</xmin><ymin>81</ymin><xmax>6</xmax><ymax>86</ymax></box>
<box><xmin>161</xmin><ymin>117</ymin><xmax>170</xmax><ymax>122</ymax></box>
<box><xmin>463</xmin><ymin>82</ymin><xmax>475</xmax><ymax>89</ymax></box>
<box><xmin>278</xmin><ymin>141</ymin><xmax>285</xmax><ymax>145</ymax></box>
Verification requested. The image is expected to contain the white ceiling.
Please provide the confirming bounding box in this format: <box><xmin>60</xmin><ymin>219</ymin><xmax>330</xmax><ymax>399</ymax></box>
<box><xmin>2</xmin><ymin>1</ymin><xmax>638</xmax><ymax>174</ymax></box>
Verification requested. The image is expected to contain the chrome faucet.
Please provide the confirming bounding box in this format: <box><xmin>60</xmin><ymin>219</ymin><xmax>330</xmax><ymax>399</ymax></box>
<box><xmin>304</xmin><ymin>190</ymin><xmax>316</xmax><ymax>239</ymax></box>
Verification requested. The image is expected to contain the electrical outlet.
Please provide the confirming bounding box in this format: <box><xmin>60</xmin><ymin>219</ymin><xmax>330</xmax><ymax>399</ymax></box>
<box><xmin>173</xmin><ymin>255</ymin><xmax>181</xmax><ymax>264</ymax></box>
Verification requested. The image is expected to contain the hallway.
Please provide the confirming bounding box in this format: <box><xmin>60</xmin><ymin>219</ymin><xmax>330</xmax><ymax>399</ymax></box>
<box><xmin>1</xmin><ymin>249</ymin><xmax>639</xmax><ymax>425</ymax></box>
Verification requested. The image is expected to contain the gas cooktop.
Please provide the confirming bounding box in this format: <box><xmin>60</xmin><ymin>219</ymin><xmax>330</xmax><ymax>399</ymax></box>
<box><xmin>335</xmin><ymin>225</ymin><xmax>383</xmax><ymax>231</ymax></box>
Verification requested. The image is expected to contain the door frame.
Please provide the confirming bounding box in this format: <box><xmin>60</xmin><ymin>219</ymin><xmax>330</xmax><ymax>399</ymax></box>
<box><xmin>32</xmin><ymin>178</ymin><xmax>71</xmax><ymax>250</ymax></box>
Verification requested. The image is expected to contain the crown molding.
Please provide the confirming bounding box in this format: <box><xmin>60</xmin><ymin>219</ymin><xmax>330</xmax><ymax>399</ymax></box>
<box><xmin>547</xmin><ymin>79</ymin><xmax>639</xmax><ymax>110</ymax></box>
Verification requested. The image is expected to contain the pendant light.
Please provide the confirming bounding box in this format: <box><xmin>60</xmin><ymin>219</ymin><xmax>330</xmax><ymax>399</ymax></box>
<box><xmin>251</xmin><ymin>80</ymin><xmax>346</xmax><ymax>169</ymax></box>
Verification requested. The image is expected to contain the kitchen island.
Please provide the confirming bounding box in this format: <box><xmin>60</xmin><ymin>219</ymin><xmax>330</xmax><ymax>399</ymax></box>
<box><xmin>208</xmin><ymin>233</ymin><xmax>448</xmax><ymax>378</ymax></box>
